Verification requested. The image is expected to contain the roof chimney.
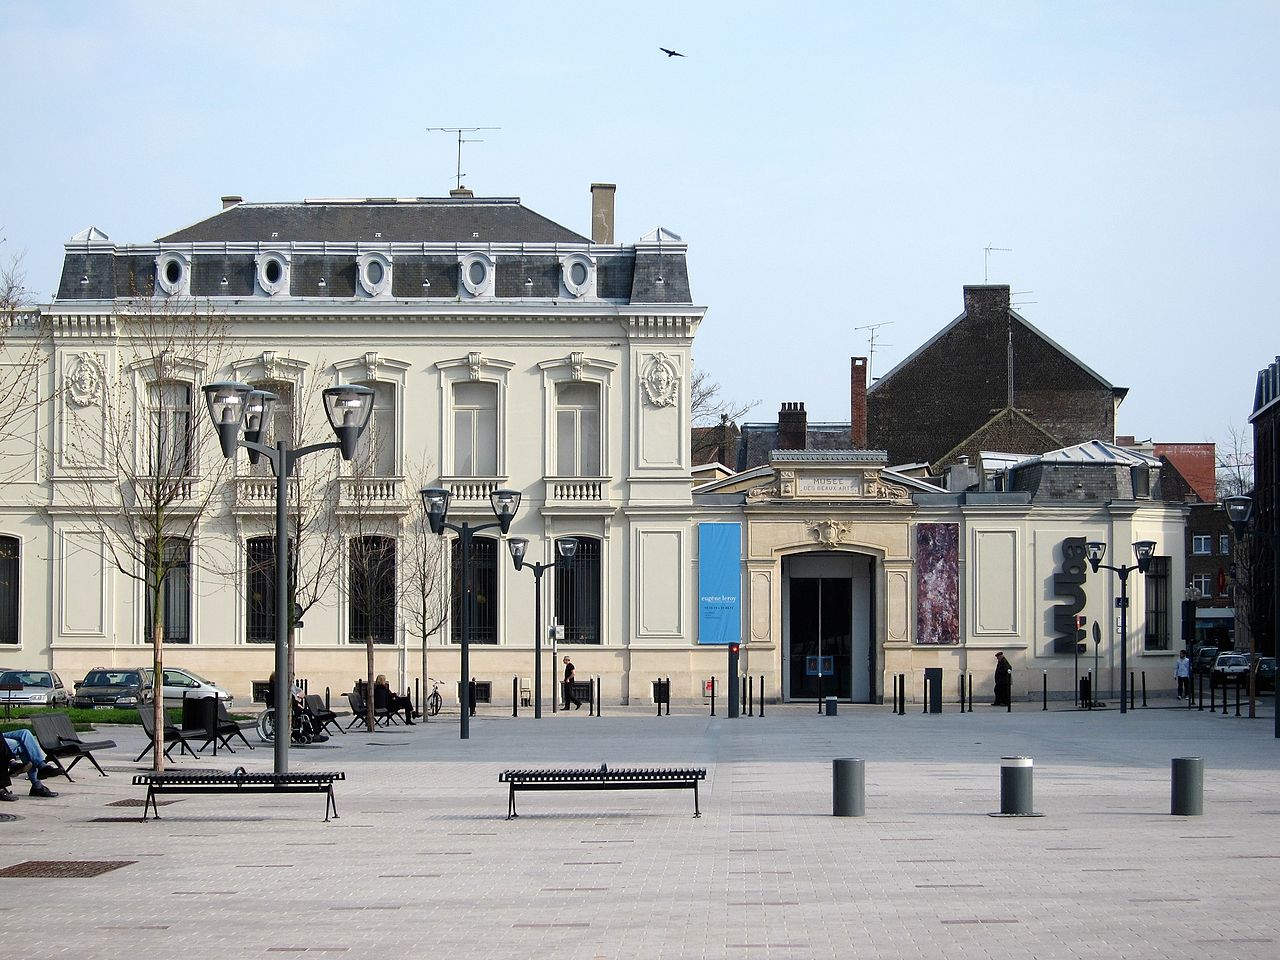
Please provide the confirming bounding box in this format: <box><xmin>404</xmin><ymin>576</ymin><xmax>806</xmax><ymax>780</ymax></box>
<box><xmin>221</xmin><ymin>195</ymin><xmax>243</xmax><ymax>210</ymax></box>
<box><xmin>450</xmin><ymin>186</ymin><xmax>475</xmax><ymax>198</ymax></box>
<box><xmin>591</xmin><ymin>183</ymin><xmax>616</xmax><ymax>244</ymax></box>
<box><xmin>850</xmin><ymin>356</ymin><xmax>868</xmax><ymax>448</ymax></box>
<box><xmin>777</xmin><ymin>402</ymin><xmax>807</xmax><ymax>451</ymax></box>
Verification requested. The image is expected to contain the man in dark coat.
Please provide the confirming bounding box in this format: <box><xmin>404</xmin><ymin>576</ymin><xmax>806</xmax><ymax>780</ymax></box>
<box><xmin>993</xmin><ymin>652</ymin><xmax>1012</xmax><ymax>706</ymax></box>
<box><xmin>562</xmin><ymin>656</ymin><xmax>582</xmax><ymax>710</ymax></box>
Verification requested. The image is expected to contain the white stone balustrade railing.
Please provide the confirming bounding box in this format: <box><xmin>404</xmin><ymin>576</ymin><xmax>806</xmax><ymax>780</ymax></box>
<box><xmin>548</xmin><ymin>478</ymin><xmax>604</xmax><ymax>502</ymax></box>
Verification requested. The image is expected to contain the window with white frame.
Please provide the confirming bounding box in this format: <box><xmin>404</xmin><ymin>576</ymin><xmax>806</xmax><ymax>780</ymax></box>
<box><xmin>146</xmin><ymin>537</ymin><xmax>191</xmax><ymax>644</ymax></box>
<box><xmin>555</xmin><ymin>382</ymin><xmax>601</xmax><ymax>476</ymax></box>
<box><xmin>349</xmin><ymin>536</ymin><xmax>396</xmax><ymax>645</ymax></box>
<box><xmin>354</xmin><ymin>381</ymin><xmax>396</xmax><ymax>477</ymax></box>
<box><xmin>248</xmin><ymin>381</ymin><xmax>294</xmax><ymax>476</ymax></box>
<box><xmin>452</xmin><ymin>381</ymin><xmax>498</xmax><ymax>476</ymax></box>
<box><xmin>147</xmin><ymin>380</ymin><xmax>193</xmax><ymax>477</ymax></box>
<box><xmin>1191</xmin><ymin>573</ymin><xmax>1213</xmax><ymax>597</ymax></box>
<box><xmin>1143</xmin><ymin>555</ymin><xmax>1170</xmax><ymax>651</ymax></box>
<box><xmin>0</xmin><ymin>535</ymin><xmax>18</xmax><ymax>645</ymax></box>
<box><xmin>1191</xmin><ymin>534</ymin><xmax>1212</xmax><ymax>555</ymax></box>
<box><xmin>1220</xmin><ymin>534</ymin><xmax>1231</xmax><ymax>556</ymax></box>
<box><xmin>555</xmin><ymin>536</ymin><xmax>601</xmax><ymax>644</ymax></box>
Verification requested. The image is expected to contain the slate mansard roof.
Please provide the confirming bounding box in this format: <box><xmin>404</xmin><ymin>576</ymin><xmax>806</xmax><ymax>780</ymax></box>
<box><xmin>54</xmin><ymin>196</ymin><xmax>693</xmax><ymax>306</ymax></box>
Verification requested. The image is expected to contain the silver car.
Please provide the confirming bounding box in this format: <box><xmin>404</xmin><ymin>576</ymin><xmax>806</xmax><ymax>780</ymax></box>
<box><xmin>161</xmin><ymin>668</ymin><xmax>234</xmax><ymax>707</ymax></box>
<box><xmin>0</xmin><ymin>670</ymin><xmax>70</xmax><ymax>707</ymax></box>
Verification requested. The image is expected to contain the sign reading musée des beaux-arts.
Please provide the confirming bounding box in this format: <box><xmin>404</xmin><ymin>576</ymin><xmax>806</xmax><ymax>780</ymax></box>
<box><xmin>796</xmin><ymin>476</ymin><xmax>861</xmax><ymax>496</ymax></box>
<box><xmin>698</xmin><ymin>522</ymin><xmax>741</xmax><ymax>645</ymax></box>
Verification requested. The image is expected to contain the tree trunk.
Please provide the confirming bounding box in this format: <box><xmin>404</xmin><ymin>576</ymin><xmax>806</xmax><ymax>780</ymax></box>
<box><xmin>151</xmin><ymin>610</ymin><xmax>165</xmax><ymax>773</ymax></box>
<box><xmin>365</xmin><ymin>637</ymin><xmax>376</xmax><ymax>732</ymax></box>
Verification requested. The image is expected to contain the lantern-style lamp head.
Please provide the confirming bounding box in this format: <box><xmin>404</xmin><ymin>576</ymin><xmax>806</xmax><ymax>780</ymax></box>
<box><xmin>507</xmin><ymin>537</ymin><xmax>529</xmax><ymax>571</ymax></box>
<box><xmin>1133</xmin><ymin>540</ymin><xmax>1157</xmax><ymax>574</ymax></box>
<box><xmin>489</xmin><ymin>489</ymin><xmax>522</xmax><ymax>535</ymax></box>
<box><xmin>420</xmin><ymin>487</ymin><xmax>451</xmax><ymax>535</ymax></box>
<box><xmin>1085</xmin><ymin>540</ymin><xmax>1106</xmax><ymax>573</ymax></box>
<box><xmin>556</xmin><ymin>538</ymin><xmax>578</xmax><ymax>560</ymax></box>
<box><xmin>242</xmin><ymin>390</ymin><xmax>278</xmax><ymax>465</ymax></box>
<box><xmin>203</xmin><ymin>381</ymin><xmax>252</xmax><ymax>459</ymax></box>
<box><xmin>1223</xmin><ymin>495</ymin><xmax>1254</xmax><ymax>540</ymax></box>
<box><xmin>322</xmin><ymin>384</ymin><xmax>375</xmax><ymax>460</ymax></box>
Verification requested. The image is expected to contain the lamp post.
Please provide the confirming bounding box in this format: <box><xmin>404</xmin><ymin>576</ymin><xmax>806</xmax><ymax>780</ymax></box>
<box><xmin>1224</xmin><ymin>494</ymin><xmax>1279</xmax><ymax>738</ymax></box>
<box><xmin>204</xmin><ymin>380</ymin><xmax>374</xmax><ymax>774</ymax></box>
<box><xmin>1085</xmin><ymin>539</ymin><xmax>1157</xmax><ymax>715</ymax></box>
<box><xmin>420</xmin><ymin>486</ymin><xmax>521</xmax><ymax>740</ymax></box>
<box><xmin>508</xmin><ymin>537</ymin><xmax>577</xmax><ymax>719</ymax></box>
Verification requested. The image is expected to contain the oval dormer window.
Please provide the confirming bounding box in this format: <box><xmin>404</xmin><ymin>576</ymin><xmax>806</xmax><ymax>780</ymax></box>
<box><xmin>460</xmin><ymin>252</ymin><xmax>494</xmax><ymax>297</ymax></box>
<box><xmin>156</xmin><ymin>253</ymin><xmax>190</xmax><ymax>296</ymax></box>
<box><xmin>357</xmin><ymin>252</ymin><xmax>392</xmax><ymax>297</ymax></box>
<box><xmin>560</xmin><ymin>253</ymin><xmax>594</xmax><ymax>298</ymax></box>
<box><xmin>255</xmin><ymin>252</ymin><xmax>289</xmax><ymax>296</ymax></box>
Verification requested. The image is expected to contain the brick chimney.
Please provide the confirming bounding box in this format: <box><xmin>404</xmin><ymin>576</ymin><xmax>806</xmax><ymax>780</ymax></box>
<box><xmin>591</xmin><ymin>183</ymin><xmax>616</xmax><ymax>244</ymax></box>
<box><xmin>777</xmin><ymin>402</ymin><xmax>807</xmax><ymax>451</ymax></box>
<box><xmin>221</xmin><ymin>195</ymin><xmax>242</xmax><ymax>210</ymax></box>
<box><xmin>850</xmin><ymin>356</ymin><xmax>868</xmax><ymax>449</ymax></box>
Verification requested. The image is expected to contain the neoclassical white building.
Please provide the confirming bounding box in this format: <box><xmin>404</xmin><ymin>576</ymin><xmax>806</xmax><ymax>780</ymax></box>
<box><xmin>0</xmin><ymin>186</ymin><xmax>1187</xmax><ymax>706</ymax></box>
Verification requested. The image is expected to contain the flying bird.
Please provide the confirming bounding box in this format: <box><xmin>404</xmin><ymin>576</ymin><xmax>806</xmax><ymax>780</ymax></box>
<box><xmin>659</xmin><ymin>47</ymin><xmax>686</xmax><ymax>58</ymax></box>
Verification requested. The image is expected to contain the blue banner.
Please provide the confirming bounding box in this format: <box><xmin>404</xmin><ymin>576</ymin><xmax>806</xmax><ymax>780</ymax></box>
<box><xmin>698</xmin><ymin>522</ymin><xmax>741</xmax><ymax>645</ymax></box>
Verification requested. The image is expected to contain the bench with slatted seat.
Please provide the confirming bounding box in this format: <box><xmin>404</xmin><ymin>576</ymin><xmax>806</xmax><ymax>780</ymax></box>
<box><xmin>498</xmin><ymin>764</ymin><xmax>706</xmax><ymax>820</ymax></box>
<box><xmin>132</xmin><ymin>767</ymin><xmax>345</xmax><ymax>822</ymax></box>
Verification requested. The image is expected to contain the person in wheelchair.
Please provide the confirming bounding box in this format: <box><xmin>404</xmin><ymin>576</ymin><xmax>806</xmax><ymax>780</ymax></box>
<box><xmin>262</xmin><ymin>672</ymin><xmax>329</xmax><ymax>744</ymax></box>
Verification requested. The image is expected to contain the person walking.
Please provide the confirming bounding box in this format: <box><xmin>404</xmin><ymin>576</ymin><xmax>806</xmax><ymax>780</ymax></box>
<box><xmin>1175</xmin><ymin>650</ymin><xmax>1193</xmax><ymax>700</ymax></box>
<box><xmin>992</xmin><ymin>651</ymin><xmax>1012</xmax><ymax>707</ymax></box>
<box><xmin>562</xmin><ymin>656</ymin><xmax>582</xmax><ymax>710</ymax></box>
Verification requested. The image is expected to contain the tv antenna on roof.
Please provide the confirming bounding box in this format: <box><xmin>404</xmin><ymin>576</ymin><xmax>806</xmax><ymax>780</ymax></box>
<box><xmin>426</xmin><ymin>126</ymin><xmax>500</xmax><ymax>190</ymax></box>
<box><xmin>853</xmin><ymin>321</ymin><xmax>893</xmax><ymax>381</ymax></box>
<box><xmin>983</xmin><ymin>244</ymin><xmax>1012</xmax><ymax>282</ymax></box>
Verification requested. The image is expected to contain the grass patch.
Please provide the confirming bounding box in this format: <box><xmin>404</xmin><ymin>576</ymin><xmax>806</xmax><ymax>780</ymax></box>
<box><xmin>1</xmin><ymin>705</ymin><xmax>253</xmax><ymax>734</ymax></box>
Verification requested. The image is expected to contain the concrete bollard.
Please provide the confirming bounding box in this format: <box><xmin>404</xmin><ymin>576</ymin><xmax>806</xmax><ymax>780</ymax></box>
<box><xmin>1171</xmin><ymin>757</ymin><xmax>1203</xmax><ymax>816</ymax></box>
<box><xmin>991</xmin><ymin>756</ymin><xmax>1040</xmax><ymax>817</ymax></box>
<box><xmin>833</xmin><ymin>758</ymin><xmax>865</xmax><ymax>817</ymax></box>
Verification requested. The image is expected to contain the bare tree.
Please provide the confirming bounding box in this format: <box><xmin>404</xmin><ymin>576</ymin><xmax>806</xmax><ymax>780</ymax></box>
<box><xmin>690</xmin><ymin>363</ymin><xmax>757</xmax><ymax>426</ymax></box>
<box><xmin>1217</xmin><ymin>423</ymin><xmax>1254</xmax><ymax>499</ymax></box>
<box><xmin>57</xmin><ymin>294</ymin><xmax>236</xmax><ymax>769</ymax></box>
<box><xmin>0</xmin><ymin>242</ymin><xmax>55</xmax><ymax>483</ymax></box>
<box><xmin>399</xmin><ymin>456</ymin><xmax>449</xmax><ymax>704</ymax></box>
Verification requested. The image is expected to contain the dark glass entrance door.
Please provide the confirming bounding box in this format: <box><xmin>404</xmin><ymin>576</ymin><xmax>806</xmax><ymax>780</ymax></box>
<box><xmin>788</xmin><ymin>576</ymin><xmax>853</xmax><ymax>699</ymax></box>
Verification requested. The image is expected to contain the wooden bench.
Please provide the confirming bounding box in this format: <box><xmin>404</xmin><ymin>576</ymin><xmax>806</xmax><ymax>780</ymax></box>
<box><xmin>498</xmin><ymin>764</ymin><xmax>706</xmax><ymax>820</ymax></box>
<box><xmin>133</xmin><ymin>768</ymin><xmax>344</xmax><ymax>822</ymax></box>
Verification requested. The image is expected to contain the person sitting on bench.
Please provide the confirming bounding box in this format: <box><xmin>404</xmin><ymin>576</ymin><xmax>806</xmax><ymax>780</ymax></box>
<box><xmin>374</xmin><ymin>675</ymin><xmax>415</xmax><ymax>725</ymax></box>
<box><xmin>3</xmin><ymin>728</ymin><xmax>60</xmax><ymax>799</ymax></box>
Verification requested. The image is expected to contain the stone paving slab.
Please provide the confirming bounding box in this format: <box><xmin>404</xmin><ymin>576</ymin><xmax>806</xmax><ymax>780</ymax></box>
<box><xmin>1</xmin><ymin>697</ymin><xmax>1277</xmax><ymax>959</ymax></box>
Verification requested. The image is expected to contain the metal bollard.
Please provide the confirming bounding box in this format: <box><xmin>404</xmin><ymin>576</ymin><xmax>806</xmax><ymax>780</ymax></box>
<box><xmin>1042</xmin><ymin>671</ymin><xmax>1048</xmax><ymax>711</ymax></box>
<box><xmin>899</xmin><ymin>673</ymin><xmax>906</xmax><ymax>716</ymax></box>
<box><xmin>1171</xmin><ymin>757</ymin><xmax>1203</xmax><ymax>816</ymax></box>
<box><xmin>1235</xmin><ymin>682</ymin><xmax>1241</xmax><ymax>718</ymax></box>
<box><xmin>1129</xmin><ymin>672</ymin><xmax>1135</xmax><ymax>710</ymax></box>
<box><xmin>710</xmin><ymin>676</ymin><xmax>716</xmax><ymax>717</ymax></box>
<box><xmin>759</xmin><ymin>675</ymin><xmax>765</xmax><ymax>717</ymax></box>
<box><xmin>993</xmin><ymin>756</ymin><xmax>1039</xmax><ymax>817</ymax></box>
<box><xmin>1198</xmin><ymin>673</ymin><xmax>1205</xmax><ymax>711</ymax></box>
<box><xmin>748</xmin><ymin>675</ymin><xmax>754</xmax><ymax>717</ymax></box>
<box><xmin>512</xmin><ymin>676</ymin><xmax>518</xmax><ymax>717</ymax></box>
<box><xmin>1141</xmin><ymin>671</ymin><xmax>1147</xmax><ymax>707</ymax></box>
<box><xmin>325</xmin><ymin>686</ymin><xmax>331</xmax><ymax>710</ymax></box>
<box><xmin>833</xmin><ymin>758</ymin><xmax>865</xmax><ymax>817</ymax></box>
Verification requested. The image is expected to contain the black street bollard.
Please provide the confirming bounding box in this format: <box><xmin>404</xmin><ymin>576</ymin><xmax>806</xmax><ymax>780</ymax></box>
<box><xmin>595</xmin><ymin>677</ymin><xmax>602</xmax><ymax>717</ymax></box>
<box><xmin>993</xmin><ymin>756</ymin><xmax>1039</xmax><ymax>817</ymax></box>
<box><xmin>959</xmin><ymin>673</ymin><xmax>967</xmax><ymax>713</ymax></box>
<box><xmin>1042</xmin><ymin>672</ymin><xmax>1048</xmax><ymax>711</ymax></box>
<box><xmin>414</xmin><ymin>678</ymin><xmax>419</xmax><ymax>715</ymax></box>
<box><xmin>1235</xmin><ymin>681</ymin><xmax>1241</xmax><ymax>718</ymax></box>
<box><xmin>710</xmin><ymin>676</ymin><xmax>716</xmax><ymax>717</ymax></box>
<box><xmin>968</xmin><ymin>673</ymin><xmax>973</xmax><ymax>712</ymax></box>
<box><xmin>1129</xmin><ymin>672</ymin><xmax>1135</xmax><ymax>711</ymax></box>
<box><xmin>1141</xmin><ymin>671</ymin><xmax>1147</xmax><ymax>707</ymax></box>
<box><xmin>1199</xmin><ymin>673</ymin><xmax>1205</xmax><ymax>711</ymax></box>
<box><xmin>747</xmin><ymin>675</ymin><xmax>754</xmax><ymax>717</ymax></box>
<box><xmin>759</xmin><ymin>675</ymin><xmax>765</xmax><ymax>717</ymax></box>
<box><xmin>325</xmin><ymin>686</ymin><xmax>331</xmax><ymax>710</ymax></box>
<box><xmin>899</xmin><ymin>673</ymin><xmax>906</xmax><ymax>716</ymax></box>
<box><xmin>833</xmin><ymin>758</ymin><xmax>865</xmax><ymax>817</ymax></box>
<box><xmin>921</xmin><ymin>672</ymin><xmax>929</xmax><ymax>714</ymax></box>
<box><xmin>512</xmin><ymin>676</ymin><xmax>518</xmax><ymax>717</ymax></box>
<box><xmin>1171</xmin><ymin>757</ymin><xmax>1204</xmax><ymax>816</ymax></box>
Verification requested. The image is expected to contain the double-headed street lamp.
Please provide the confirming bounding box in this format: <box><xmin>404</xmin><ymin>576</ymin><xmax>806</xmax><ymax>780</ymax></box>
<box><xmin>1085</xmin><ymin>539</ymin><xmax>1157</xmax><ymax>715</ymax></box>
<box><xmin>508</xmin><ymin>537</ymin><xmax>577</xmax><ymax>718</ymax></box>
<box><xmin>420</xmin><ymin>486</ymin><xmax>521</xmax><ymax>740</ymax></box>
<box><xmin>1223</xmin><ymin>494</ymin><xmax>1279</xmax><ymax>739</ymax></box>
<box><xmin>204</xmin><ymin>380</ymin><xmax>374</xmax><ymax>774</ymax></box>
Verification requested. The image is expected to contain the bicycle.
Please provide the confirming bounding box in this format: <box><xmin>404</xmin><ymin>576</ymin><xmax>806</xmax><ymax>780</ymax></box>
<box><xmin>424</xmin><ymin>678</ymin><xmax>442</xmax><ymax>718</ymax></box>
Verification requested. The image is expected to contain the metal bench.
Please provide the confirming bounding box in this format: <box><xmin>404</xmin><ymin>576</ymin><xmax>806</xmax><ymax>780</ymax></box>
<box><xmin>132</xmin><ymin>767</ymin><xmax>345</xmax><ymax>822</ymax></box>
<box><xmin>498</xmin><ymin>764</ymin><xmax>706</xmax><ymax>820</ymax></box>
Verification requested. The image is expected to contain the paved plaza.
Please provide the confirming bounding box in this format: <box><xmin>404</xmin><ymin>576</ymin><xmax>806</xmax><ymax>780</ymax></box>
<box><xmin>3</xmin><ymin>696</ymin><xmax>1279</xmax><ymax>960</ymax></box>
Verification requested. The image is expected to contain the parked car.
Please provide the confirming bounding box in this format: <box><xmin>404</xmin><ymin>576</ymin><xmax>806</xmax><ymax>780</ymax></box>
<box><xmin>1210</xmin><ymin>652</ymin><xmax>1251</xmax><ymax>687</ymax></box>
<box><xmin>1254</xmin><ymin>657</ymin><xmax>1276</xmax><ymax>693</ymax></box>
<box><xmin>0</xmin><ymin>670</ymin><xmax>70</xmax><ymax>707</ymax></box>
<box><xmin>1192</xmin><ymin>646</ymin><xmax>1220</xmax><ymax>677</ymax></box>
<box><xmin>161</xmin><ymin>668</ymin><xmax>233</xmax><ymax>707</ymax></box>
<box><xmin>71</xmin><ymin>667</ymin><xmax>154</xmax><ymax>709</ymax></box>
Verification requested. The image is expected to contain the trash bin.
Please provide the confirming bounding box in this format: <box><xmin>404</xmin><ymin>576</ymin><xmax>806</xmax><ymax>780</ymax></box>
<box><xmin>824</xmin><ymin>696</ymin><xmax>838</xmax><ymax>716</ymax></box>
<box><xmin>924</xmin><ymin>667</ymin><xmax>943</xmax><ymax>714</ymax></box>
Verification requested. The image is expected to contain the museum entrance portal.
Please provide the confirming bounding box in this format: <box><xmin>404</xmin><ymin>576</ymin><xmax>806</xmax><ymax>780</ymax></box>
<box><xmin>783</xmin><ymin>553</ymin><xmax>875</xmax><ymax>702</ymax></box>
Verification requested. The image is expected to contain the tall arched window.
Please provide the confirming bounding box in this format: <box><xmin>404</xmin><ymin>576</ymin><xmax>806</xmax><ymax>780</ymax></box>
<box><xmin>349</xmin><ymin>536</ymin><xmax>396</xmax><ymax>644</ymax></box>
<box><xmin>451</xmin><ymin>536</ymin><xmax>498</xmax><ymax>644</ymax></box>
<box><xmin>555</xmin><ymin>536</ymin><xmax>601</xmax><ymax>644</ymax></box>
<box><xmin>0</xmin><ymin>535</ymin><xmax>19</xmax><ymax>645</ymax></box>
<box><xmin>146</xmin><ymin>537</ymin><xmax>190</xmax><ymax>644</ymax></box>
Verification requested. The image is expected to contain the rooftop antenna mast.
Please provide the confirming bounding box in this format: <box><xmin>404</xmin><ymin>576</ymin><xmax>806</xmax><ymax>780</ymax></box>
<box><xmin>984</xmin><ymin>244</ymin><xmax>1012</xmax><ymax>283</ymax></box>
<box><xmin>853</xmin><ymin>321</ymin><xmax>893</xmax><ymax>381</ymax></box>
<box><xmin>426</xmin><ymin>126</ymin><xmax>499</xmax><ymax>190</ymax></box>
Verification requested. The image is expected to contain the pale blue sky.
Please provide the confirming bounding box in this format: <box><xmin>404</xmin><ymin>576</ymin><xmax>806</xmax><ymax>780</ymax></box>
<box><xmin>2</xmin><ymin>0</ymin><xmax>1275</xmax><ymax>450</ymax></box>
